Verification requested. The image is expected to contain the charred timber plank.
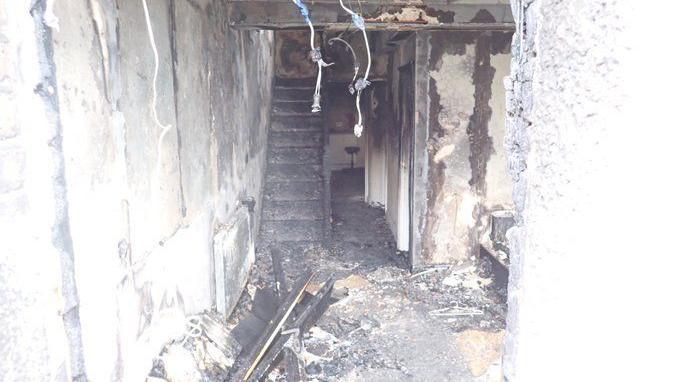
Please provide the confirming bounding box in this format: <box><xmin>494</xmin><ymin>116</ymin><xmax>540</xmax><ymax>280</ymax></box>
<box><xmin>246</xmin><ymin>333</ymin><xmax>293</xmax><ymax>382</ymax></box>
<box><xmin>227</xmin><ymin>2</ymin><xmax>514</xmax><ymax>31</ymax></box>
<box><xmin>283</xmin><ymin>347</ymin><xmax>306</xmax><ymax>381</ymax></box>
<box><xmin>246</xmin><ymin>278</ymin><xmax>335</xmax><ymax>382</ymax></box>
<box><xmin>230</xmin><ymin>272</ymin><xmax>314</xmax><ymax>381</ymax></box>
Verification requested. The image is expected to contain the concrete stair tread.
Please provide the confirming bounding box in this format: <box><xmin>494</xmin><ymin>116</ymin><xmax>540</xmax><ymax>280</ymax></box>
<box><xmin>268</xmin><ymin>147</ymin><xmax>322</xmax><ymax>165</ymax></box>
<box><xmin>272</xmin><ymin>100</ymin><xmax>317</xmax><ymax>115</ymax></box>
<box><xmin>274</xmin><ymin>88</ymin><xmax>314</xmax><ymax>102</ymax></box>
<box><xmin>265</xmin><ymin>164</ymin><xmax>322</xmax><ymax>182</ymax></box>
<box><xmin>269</xmin><ymin>131</ymin><xmax>323</xmax><ymax>148</ymax></box>
<box><xmin>271</xmin><ymin>117</ymin><xmax>322</xmax><ymax>133</ymax></box>
<box><xmin>260</xmin><ymin>220</ymin><xmax>324</xmax><ymax>242</ymax></box>
<box><xmin>274</xmin><ymin>77</ymin><xmax>316</xmax><ymax>87</ymax></box>
<box><xmin>272</xmin><ymin>111</ymin><xmax>321</xmax><ymax>118</ymax></box>
<box><xmin>264</xmin><ymin>181</ymin><xmax>323</xmax><ymax>201</ymax></box>
<box><xmin>262</xmin><ymin>200</ymin><xmax>323</xmax><ymax>221</ymax></box>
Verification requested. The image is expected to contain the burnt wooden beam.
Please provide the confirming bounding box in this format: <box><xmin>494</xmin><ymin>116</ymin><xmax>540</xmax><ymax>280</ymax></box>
<box><xmin>410</xmin><ymin>32</ymin><xmax>430</xmax><ymax>272</ymax></box>
<box><xmin>270</xmin><ymin>247</ymin><xmax>306</xmax><ymax>381</ymax></box>
<box><xmin>227</xmin><ymin>1</ymin><xmax>514</xmax><ymax>31</ymax></box>
<box><xmin>246</xmin><ymin>278</ymin><xmax>336</xmax><ymax>381</ymax></box>
<box><xmin>230</xmin><ymin>272</ymin><xmax>314</xmax><ymax>381</ymax></box>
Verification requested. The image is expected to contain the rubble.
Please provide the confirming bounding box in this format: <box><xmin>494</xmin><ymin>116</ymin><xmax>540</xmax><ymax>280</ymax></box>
<box><xmin>150</xmin><ymin>170</ymin><xmax>508</xmax><ymax>381</ymax></box>
<box><xmin>148</xmin><ymin>313</ymin><xmax>241</xmax><ymax>381</ymax></box>
<box><xmin>224</xmin><ymin>170</ymin><xmax>509</xmax><ymax>380</ymax></box>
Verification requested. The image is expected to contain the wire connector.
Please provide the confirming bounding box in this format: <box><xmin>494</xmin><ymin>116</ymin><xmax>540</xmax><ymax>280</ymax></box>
<box><xmin>354</xmin><ymin>78</ymin><xmax>371</xmax><ymax>92</ymax></box>
<box><xmin>310</xmin><ymin>48</ymin><xmax>323</xmax><ymax>62</ymax></box>
<box><xmin>354</xmin><ymin>123</ymin><xmax>364</xmax><ymax>138</ymax></box>
<box><xmin>312</xmin><ymin>93</ymin><xmax>321</xmax><ymax>113</ymax></box>
<box><xmin>352</xmin><ymin>13</ymin><xmax>366</xmax><ymax>30</ymax></box>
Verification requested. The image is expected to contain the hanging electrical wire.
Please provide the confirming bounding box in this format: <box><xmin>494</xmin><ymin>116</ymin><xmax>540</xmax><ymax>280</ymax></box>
<box><xmin>328</xmin><ymin>37</ymin><xmax>359</xmax><ymax>95</ymax></box>
<box><xmin>338</xmin><ymin>0</ymin><xmax>371</xmax><ymax>137</ymax></box>
<box><xmin>291</xmin><ymin>0</ymin><xmax>332</xmax><ymax>113</ymax></box>
<box><xmin>142</xmin><ymin>0</ymin><xmax>173</xmax><ymax>181</ymax></box>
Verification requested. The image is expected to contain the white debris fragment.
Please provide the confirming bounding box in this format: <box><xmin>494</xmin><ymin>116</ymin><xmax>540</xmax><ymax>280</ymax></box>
<box><xmin>163</xmin><ymin>345</ymin><xmax>202</xmax><ymax>382</ymax></box>
<box><xmin>442</xmin><ymin>266</ymin><xmax>492</xmax><ymax>289</ymax></box>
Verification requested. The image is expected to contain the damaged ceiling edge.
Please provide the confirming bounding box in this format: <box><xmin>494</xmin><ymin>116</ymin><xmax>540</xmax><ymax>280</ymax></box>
<box><xmin>227</xmin><ymin>2</ymin><xmax>514</xmax><ymax>31</ymax></box>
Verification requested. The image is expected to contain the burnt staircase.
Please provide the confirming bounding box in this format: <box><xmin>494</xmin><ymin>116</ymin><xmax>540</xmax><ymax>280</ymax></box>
<box><xmin>259</xmin><ymin>78</ymin><xmax>330</xmax><ymax>247</ymax></box>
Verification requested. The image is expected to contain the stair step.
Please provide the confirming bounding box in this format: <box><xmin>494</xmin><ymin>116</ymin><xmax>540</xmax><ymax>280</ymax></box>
<box><xmin>265</xmin><ymin>164</ymin><xmax>322</xmax><ymax>182</ymax></box>
<box><xmin>260</xmin><ymin>220</ymin><xmax>324</xmax><ymax>242</ymax></box>
<box><xmin>275</xmin><ymin>77</ymin><xmax>316</xmax><ymax>87</ymax></box>
<box><xmin>268</xmin><ymin>147</ymin><xmax>322</xmax><ymax>165</ymax></box>
<box><xmin>272</xmin><ymin>110</ymin><xmax>320</xmax><ymax>118</ymax></box>
<box><xmin>264</xmin><ymin>181</ymin><xmax>323</xmax><ymax>201</ymax></box>
<box><xmin>269</xmin><ymin>131</ymin><xmax>323</xmax><ymax>148</ymax></box>
<box><xmin>271</xmin><ymin>116</ymin><xmax>322</xmax><ymax>132</ymax></box>
<box><xmin>262</xmin><ymin>200</ymin><xmax>323</xmax><ymax>221</ymax></box>
<box><xmin>273</xmin><ymin>101</ymin><xmax>316</xmax><ymax>115</ymax></box>
<box><xmin>274</xmin><ymin>87</ymin><xmax>314</xmax><ymax>102</ymax></box>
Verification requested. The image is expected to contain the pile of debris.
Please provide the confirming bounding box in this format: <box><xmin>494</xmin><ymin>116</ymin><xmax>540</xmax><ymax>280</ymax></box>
<box><xmin>149</xmin><ymin>249</ymin><xmax>335</xmax><ymax>382</ymax></box>
<box><xmin>148</xmin><ymin>313</ymin><xmax>241</xmax><ymax>381</ymax></box>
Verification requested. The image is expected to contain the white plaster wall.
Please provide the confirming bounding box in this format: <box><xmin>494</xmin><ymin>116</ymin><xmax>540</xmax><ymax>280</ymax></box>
<box><xmin>365</xmin><ymin>126</ymin><xmax>387</xmax><ymax>207</ymax></box>
<box><xmin>504</xmin><ymin>1</ymin><xmax>680</xmax><ymax>380</ymax></box>
<box><xmin>329</xmin><ymin>133</ymin><xmax>365</xmax><ymax>170</ymax></box>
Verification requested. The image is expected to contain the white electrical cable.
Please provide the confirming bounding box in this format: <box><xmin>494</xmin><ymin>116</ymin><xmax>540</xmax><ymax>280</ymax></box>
<box><xmin>142</xmin><ymin>0</ymin><xmax>172</xmax><ymax>179</ymax></box>
<box><xmin>329</xmin><ymin>37</ymin><xmax>359</xmax><ymax>92</ymax></box>
<box><xmin>292</xmin><ymin>0</ymin><xmax>332</xmax><ymax>113</ymax></box>
<box><xmin>338</xmin><ymin>0</ymin><xmax>371</xmax><ymax>137</ymax></box>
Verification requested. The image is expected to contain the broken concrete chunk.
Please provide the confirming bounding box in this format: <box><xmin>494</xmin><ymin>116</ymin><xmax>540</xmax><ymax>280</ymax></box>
<box><xmin>335</xmin><ymin>274</ymin><xmax>370</xmax><ymax>290</ymax></box>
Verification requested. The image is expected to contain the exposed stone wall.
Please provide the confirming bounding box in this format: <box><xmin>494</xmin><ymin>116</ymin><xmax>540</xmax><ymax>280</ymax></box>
<box><xmin>418</xmin><ymin>31</ymin><xmax>512</xmax><ymax>266</ymax></box>
<box><xmin>503</xmin><ymin>1</ymin><xmax>679</xmax><ymax>380</ymax></box>
<box><xmin>0</xmin><ymin>0</ymin><xmax>274</xmax><ymax>380</ymax></box>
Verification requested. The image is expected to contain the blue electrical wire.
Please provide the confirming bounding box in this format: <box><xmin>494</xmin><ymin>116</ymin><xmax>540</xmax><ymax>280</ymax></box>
<box><xmin>292</xmin><ymin>0</ymin><xmax>311</xmax><ymax>24</ymax></box>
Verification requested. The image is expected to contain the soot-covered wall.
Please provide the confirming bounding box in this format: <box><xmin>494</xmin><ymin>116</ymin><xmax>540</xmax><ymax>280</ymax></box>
<box><xmin>416</xmin><ymin>31</ymin><xmax>513</xmax><ymax>267</ymax></box>
<box><xmin>0</xmin><ymin>0</ymin><xmax>274</xmax><ymax>380</ymax></box>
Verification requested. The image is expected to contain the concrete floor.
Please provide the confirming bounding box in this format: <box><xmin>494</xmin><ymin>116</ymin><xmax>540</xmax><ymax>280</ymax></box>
<box><xmin>231</xmin><ymin>168</ymin><xmax>506</xmax><ymax>381</ymax></box>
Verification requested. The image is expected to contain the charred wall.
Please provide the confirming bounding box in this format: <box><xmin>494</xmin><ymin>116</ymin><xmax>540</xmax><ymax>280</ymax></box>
<box><xmin>0</xmin><ymin>0</ymin><xmax>274</xmax><ymax>380</ymax></box>
<box><xmin>417</xmin><ymin>31</ymin><xmax>512</xmax><ymax>266</ymax></box>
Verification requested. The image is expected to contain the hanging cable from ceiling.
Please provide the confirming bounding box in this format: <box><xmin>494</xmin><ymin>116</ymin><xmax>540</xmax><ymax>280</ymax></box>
<box><xmin>291</xmin><ymin>0</ymin><xmax>333</xmax><ymax>113</ymax></box>
<box><xmin>328</xmin><ymin>37</ymin><xmax>359</xmax><ymax>95</ymax></box>
<box><xmin>338</xmin><ymin>0</ymin><xmax>371</xmax><ymax>137</ymax></box>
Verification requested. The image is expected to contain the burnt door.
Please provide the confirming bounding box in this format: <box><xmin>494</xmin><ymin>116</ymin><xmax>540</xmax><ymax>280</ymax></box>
<box><xmin>397</xmin><ymin>63</ymin><xmax>415</xmax><ymax>252</ymax></box>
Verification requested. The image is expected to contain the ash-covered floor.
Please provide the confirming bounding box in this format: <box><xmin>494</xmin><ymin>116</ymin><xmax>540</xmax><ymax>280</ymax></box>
<box><xmin>227</xmin><ymin>168</ymin><xmax>508</xmax><ymax>381</ymax></box>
